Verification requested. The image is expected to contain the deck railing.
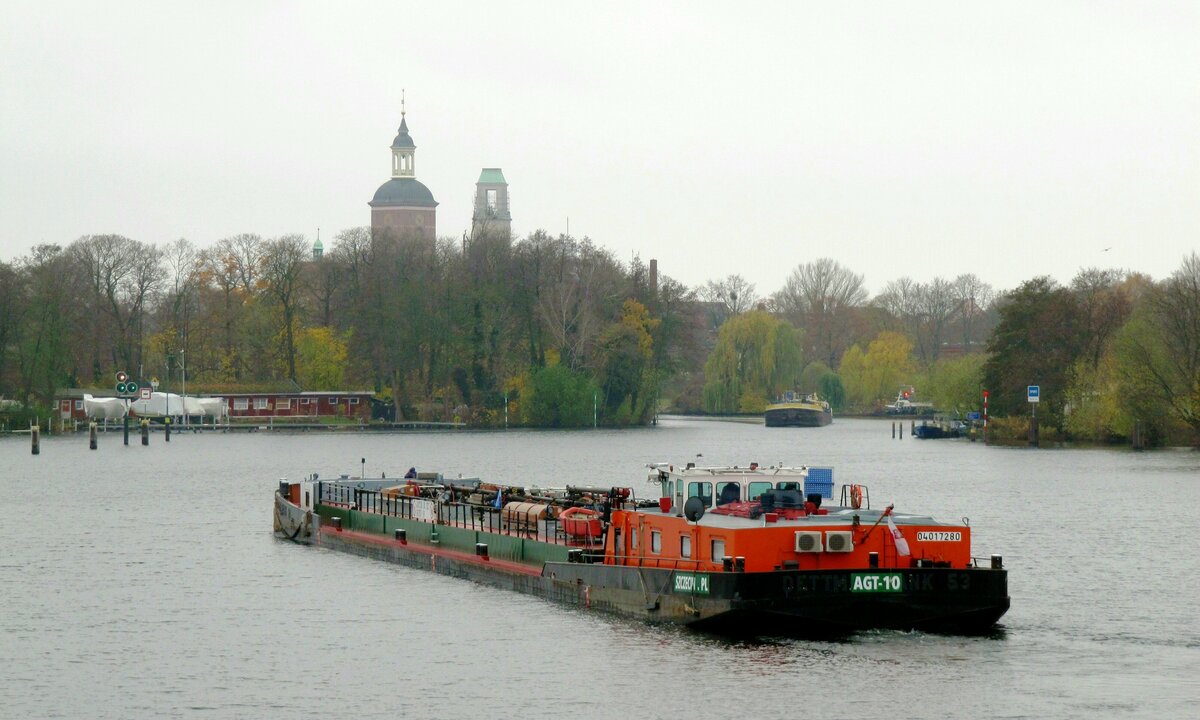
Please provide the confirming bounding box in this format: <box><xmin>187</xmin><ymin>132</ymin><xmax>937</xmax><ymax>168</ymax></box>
<box><xmin>316</xmin><ymin>482</ymin><xmax>605</xmax><ymax>549</ymax></box>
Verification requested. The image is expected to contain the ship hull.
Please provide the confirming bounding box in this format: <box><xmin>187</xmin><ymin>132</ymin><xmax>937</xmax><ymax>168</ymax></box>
<box><xmin>274</xmin><ymin>491</ymin><xmax>316</xmax><ymax>543</ymax></box>
<box><xmin>914</xmin><ymin>425</ymin><xmax>961</xmax><ymax>440</ymax></box>
<box><xmin>303</xmin><ymin>498</ymin><xmax>1009</xmax><ymax>637</ymax></box>
<box><xmin>765</xmin><ymin>406</ymin><xmax>833</xmax><ymax>427</ymax></box>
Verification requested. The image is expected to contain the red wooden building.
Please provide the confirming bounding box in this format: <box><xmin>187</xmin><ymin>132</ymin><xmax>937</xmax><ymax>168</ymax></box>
<box><xmin>222</xmin><ymin>391</ymin><xmax>373</xmax><ymax>421</ymax></box>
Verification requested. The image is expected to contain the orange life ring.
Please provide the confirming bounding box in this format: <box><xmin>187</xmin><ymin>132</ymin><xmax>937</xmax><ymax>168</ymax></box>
<box><xmin>849</xmin><ymin>484</ymin><xmax>863</xmax><ymax>509</ymax></box>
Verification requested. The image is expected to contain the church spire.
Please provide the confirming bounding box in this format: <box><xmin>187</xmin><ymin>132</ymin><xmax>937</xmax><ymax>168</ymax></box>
<box><xmin>391</xmin><ymin>90</ymin><xmax>415</xmax><ymax>178</ymax></box>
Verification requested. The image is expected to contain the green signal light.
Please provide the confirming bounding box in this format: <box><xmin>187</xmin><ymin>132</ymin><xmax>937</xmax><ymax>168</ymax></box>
<box><xmin>116</xmin><ymin>382</ymin><xmax>127</xmax><ymax>393</ymax></box>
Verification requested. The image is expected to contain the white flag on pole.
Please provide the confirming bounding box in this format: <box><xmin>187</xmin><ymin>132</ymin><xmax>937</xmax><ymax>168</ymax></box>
<box><xmin>886</xmin><ymin>511</ymin><xmax>911</xmax><ymax>556</ymax></box>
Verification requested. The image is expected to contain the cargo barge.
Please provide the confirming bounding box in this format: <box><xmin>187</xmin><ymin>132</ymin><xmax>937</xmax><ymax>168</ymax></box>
<box><xmin>764</xmin><ymin>393</ymin><xmax>833</xmax><ymax>427</ymax></box>
<box><xmin>274</xmin><ymin>464</ymin><xmax>1009</xmax><ymax>636</ymax></box>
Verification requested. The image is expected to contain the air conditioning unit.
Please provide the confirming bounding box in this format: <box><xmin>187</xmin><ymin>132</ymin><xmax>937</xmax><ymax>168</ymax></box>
<box><xmin>825</xmin><ymin>530</ymin><xmax>854</xmax><ymax>553</ymax></box>
<box><xmin>795</xmin><ymin>531</ymin><xmax>823</xmax><ymax>553</ymax></box>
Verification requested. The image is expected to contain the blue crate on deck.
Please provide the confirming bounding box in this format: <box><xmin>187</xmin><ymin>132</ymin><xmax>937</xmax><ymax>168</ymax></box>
<box><xmin>804</xmin><ymin>467</ymin><xmax>834</xmax><ymax>498</ymax></box>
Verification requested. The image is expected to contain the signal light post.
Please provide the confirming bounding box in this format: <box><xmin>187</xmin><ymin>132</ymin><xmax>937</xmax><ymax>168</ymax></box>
<box><xmin>116</xmin><ymin>371</ymin><xmax>139</xmax><ymax>446</ymax></box>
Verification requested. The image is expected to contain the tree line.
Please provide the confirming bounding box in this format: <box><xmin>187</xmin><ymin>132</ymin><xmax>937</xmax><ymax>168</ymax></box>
<box><xmin>697</xmin><ymin>256</ymin><xmax>1199</xmax><ymax>446</ymax></box>
<box><xmin>0</xmin><ymin>229</ymin><xmax>689</xmax><ymax>427</ymax></box>
<box><xmin>1</xmin><ymin>229</ymin><xmax>1195</xmax><ymax>444</ymax></box>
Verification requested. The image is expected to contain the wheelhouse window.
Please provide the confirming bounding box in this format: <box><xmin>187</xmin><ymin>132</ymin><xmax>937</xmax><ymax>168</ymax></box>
<box><xmin>776</xmin><ymin>481</ymin><xmax>802</xmax><ymax>492</ymax></box>
<box><xmin>680</xmin><ymin>535</ymin><xmax>692</xmax><ymax>559</ymax></box>
<box><xmin>687</xmin><ymin>482</ymin><xmax>712</xmax><ymax>506</ymax></box>
<box><xmin>711</xmin><ymin>538</ymin><xmax>726</xmax><ymax>561</ymax></box>
<box><xmin>748</xmin><ymin>482</ymin><xmax>772</xmax><ymax>500</ymax></box>
<box><xmin>650</xmin><ymin>531</ymin><xmax>661</xmax><ymax>554</ymax></box>
<box><xmin>631</xmin><ymin>528</ymin><xmax>638</xmax><ymax>550</ymax></box>
<box><xmin>716</xmin><ymin>481</ymin><xmax>740</xmax><ymax>505</ymax></box>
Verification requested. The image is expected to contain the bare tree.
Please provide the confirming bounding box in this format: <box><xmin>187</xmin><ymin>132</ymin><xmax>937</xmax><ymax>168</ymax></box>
<box><xmin>161</xmin><ymin>238</ymin><xmax>200</xmax><ymax>371</ymax></box>
<box><xmin>538</xmin><ymin>237</ymin><xmax>623</xmax><ymax>370</ymax></box>
<box><xmin>916</xmin><ymin>278</ymin><xmax>956</xmax><ymax>362</ymax></box>
<box><xmin>1071</xmin><ymin>267</ymin><xmax>1131</xmax><ymax>368</ymax></box>
<box><xmin>700</xmin><ymin>274</ymin><xmax>759</xmax><ymax>317</ymax></box>
<box><xmin>71</xmin><ymin>234</ymin><xmax>162</xmax><ymax>372</ymax></box>
<box><xmin>227</xmin><ymin>233</ymin><xmax>264</xmax><ymax>293</ymax></box>
<box><xmin>772</xmin><ymin>258</ymin><xmax>867</xmax><ymax>366</ymax></box>
<box><xmin>875</xmin><ymin>277</ymin><xmax>922</xmax><ymax>336</ymax></box>
<box><xmin>261</xmin><ymin>234</ymin><xmax>311</xmax><ymax>382</ymax></box>
<box><xmin>950</xmin><ymin>273</ymin><xmax>995</xmax><ymax>349</ymax></box>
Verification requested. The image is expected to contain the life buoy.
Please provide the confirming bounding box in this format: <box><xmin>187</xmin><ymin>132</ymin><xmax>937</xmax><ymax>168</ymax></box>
<box><xmin>849</xmin><ymin>484</ymin><xmax>863</xmax><ymax>509</ymax></box>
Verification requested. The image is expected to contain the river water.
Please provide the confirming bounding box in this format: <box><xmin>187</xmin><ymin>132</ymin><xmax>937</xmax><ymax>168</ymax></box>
<box><xmin>1</xmin><ymin>417</ymin><xmax>1197</xmax><ymax>719</ymax></box>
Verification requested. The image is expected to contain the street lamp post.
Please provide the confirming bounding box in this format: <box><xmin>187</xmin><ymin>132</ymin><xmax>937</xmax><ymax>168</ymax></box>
<box><xmin>179</xmin><ymin>349</ymin><xmax>187</xmax><ymax>428</ymax></box>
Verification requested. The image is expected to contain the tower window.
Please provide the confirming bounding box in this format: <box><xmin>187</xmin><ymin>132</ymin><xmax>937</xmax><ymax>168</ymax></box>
<box><xmin>486</xmin><ymin>189</ymin><xmax>497</xmax><ymax>210</ymax></box>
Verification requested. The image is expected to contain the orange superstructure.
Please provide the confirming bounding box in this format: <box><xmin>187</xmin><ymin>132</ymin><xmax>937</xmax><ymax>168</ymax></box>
<box><xmin>602</xmin><ymin>464</ymin><xmax>974</xmax><ymax>573</ymax></box>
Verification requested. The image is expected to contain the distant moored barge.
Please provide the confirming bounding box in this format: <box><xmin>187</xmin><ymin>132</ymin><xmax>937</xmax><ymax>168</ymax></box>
<box><xmin>764</xmin><ymin>393</ymin><xmax>833</xmax><ymax>427</ymax></box>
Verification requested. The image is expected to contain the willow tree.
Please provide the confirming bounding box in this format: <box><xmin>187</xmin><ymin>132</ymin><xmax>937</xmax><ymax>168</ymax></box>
<box><xmin>702</xmin><ymin>310</ymin><xmax>803</xmax><ymax>413</ymax></box>
<box><xmin>839</xmin><ymin>331</ymin><xmax>914</xmax><ymax>410</ymax></box>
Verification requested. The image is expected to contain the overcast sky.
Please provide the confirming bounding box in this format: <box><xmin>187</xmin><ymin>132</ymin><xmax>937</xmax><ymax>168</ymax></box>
<box><xmin>2</xmin><ymin>2</ymin><xmax>1196</xmax><ymax>295</ymax></box>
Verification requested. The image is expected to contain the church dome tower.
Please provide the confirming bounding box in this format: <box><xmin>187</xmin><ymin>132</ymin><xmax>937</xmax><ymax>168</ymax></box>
<box><xmin>369</xmin><ymin>94</ymin><xmax>437</xmax><ymax>241</ymax></box>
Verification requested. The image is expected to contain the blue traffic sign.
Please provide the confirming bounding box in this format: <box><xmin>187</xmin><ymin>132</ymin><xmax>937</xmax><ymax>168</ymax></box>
<box><xmin>1027</xmin><ymin>385</ymin><xmax>1040</xmax><ymax>402</ymax></box>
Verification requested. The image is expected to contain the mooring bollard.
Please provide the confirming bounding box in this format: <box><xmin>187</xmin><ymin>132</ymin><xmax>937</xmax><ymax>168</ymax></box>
<box><xmin>140</xmin><ymin>419</ymin><xmax>150</xmax><ymax>446</ymax></box>
<box><xmin>89</xmin><ymin>422</ymin><xmax>98</xmax><ymax>450</ymax></box>
<box><xmin>31</xmin><ymin>424</ymin><xmax>40</xmax><ymax>455</ymax></box>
